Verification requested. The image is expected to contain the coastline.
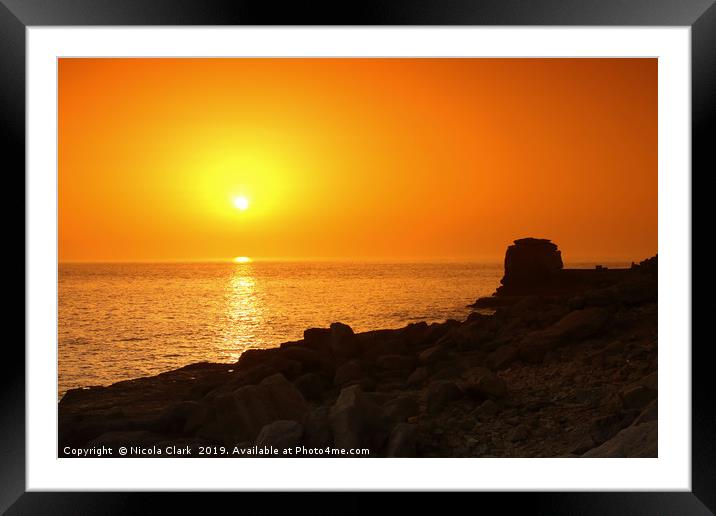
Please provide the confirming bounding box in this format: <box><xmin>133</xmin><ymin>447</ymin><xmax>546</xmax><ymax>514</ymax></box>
<box><xmin>58</xmin><ymin>252</ymin><xmax>657</xmax><ymax>458</ymax></box>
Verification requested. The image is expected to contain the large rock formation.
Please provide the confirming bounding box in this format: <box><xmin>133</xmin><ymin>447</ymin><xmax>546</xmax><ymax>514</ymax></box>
<box><xmin>496</xmin><ymin>238</ymin><xmax>563</xmax><ymax>296</ymax></box>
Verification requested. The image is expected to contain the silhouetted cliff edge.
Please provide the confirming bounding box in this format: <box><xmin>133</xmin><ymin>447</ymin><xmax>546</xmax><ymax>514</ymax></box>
<box><xmin>58</xmin><ymin>239</ymin><xmax>657</xmax><ymax>458</ymax></box>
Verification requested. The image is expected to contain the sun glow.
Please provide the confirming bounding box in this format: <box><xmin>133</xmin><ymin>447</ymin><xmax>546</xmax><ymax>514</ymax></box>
<box><xmin>233</xmin><ymin>196</ymin><xmax>250</xmax><ymax>211</ymax></box>
<box><xmin>233</xmin><ymin>256</ymin><xmax>252</xmax><ymax>263</ymax></box>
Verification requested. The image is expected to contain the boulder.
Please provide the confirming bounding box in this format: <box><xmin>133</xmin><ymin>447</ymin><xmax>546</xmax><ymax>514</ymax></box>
<box><xmin>620</xmin><ymin>385</ymin><xmax>657</xmax><ymax>411</ymax></box>
<box><xmin>547</xmin><ymin>307</ymin><xmax>612</xmax><ymax>341</ymax></box>
<box><xmin>359</xmin><ymin>334</ymin><xmax>409</xmax><ymax>360</ymax></box>
<box><xmin>303</xmin><ymin>327</ymin><xmax>332</xmax><ymax>354</ymax></box>
<box><xmin>330</xmin><ymin>385</ymin><xmax>389</xmax><ymax>452</ymax></box>
<box><xmin>634</xmin><ymin>399</ymin><xmax>658</xmax><ymax>425</ymax></box>
<box><xmin>582</xmin><ymin>420</ymin><xmax>657</xmax><ymax>457</ymax></box>
<box><xmin>425</xmin><ymin>380</ymin><xmax>463</xmax><ymax>414</ymax></box>
<box><xmin>255</xmin><ymin>420</ymin><xmax>304</xmax><ymax>450</ymax></box>
<box><xmin>518</xmin><ymin>307</ymin><xmax>611</xmax><ymax>362</ymax></box>
<box><xmin>196</xmin><ymin>373</ymin><xmax>308</xmax><ymax>445</ymax></box>
<box><xmin>279</xmin><ymin>346</ymin><xmax>324</xmax><ymax>370</ymax></box>
<box><xmin>383</xmin><ymin>396</ymin><xmax>420</xmax><ymax>423</ymax></box>
<box><xmin>589</xmin><ymin>411</ymin><xmax>638</xmax><ymax>446</ymax></box>
<box><xmin>265</xmin><ymin>356</ymin><xmax>303</xmax><ymax>379</ymax></box>
<box><xmin>237</xmin><ymin>349</ymin><xmax>303</xmax><ymax>379</ymax></box>
<box><xmin>376</xmin><ymin>354</ymin><xmax>416</xmax><ymax>371</ymax></box>
<box><xmin>462</xmin><ymin>367</ymin><xmax>507</xmax><ymax>399</ymax></box>
<box><xmin>406</xmin><ymin>367</ymin><xmax>430</xmax><ymax>387</ymax></box>
<box><xmin>486</xmin><ymin>345</ymin><xmax>519</xmax><ymax>370</ymax></box>
<box><xmin>508</xmin><ymin>425</ymin><xmax>529</xmax><ymax>442</ymax></box>
<box><xmin>304</xmin><ymin>327</ymin><xmax>331</xmax><ymax>342</ymax></box>
<box><xmin>402</xmin><ymin>321</ymin><xmax>431</xmax><ymax>348</ymax></box>
<box><xmin>450</xmin><ymin>323</ymin><xmax>494</xmax><ymax>351</ymax></box>
<box><xmin>334</xmin><ymin>360</ymin><xmax>366</xmax><ymax>386</ymax></box>
<box><xmin>302</xmin><ymin>407</ymin><xmax>334</xmax><ymax>450</ymax></box>
<box><xmin>385</xmin><ymin>423</ymin><xmax>418</xmax><ymax>457</ymax></box>
<box><xmin>496</xmin><ymin>238</ymin><xmax>563</xmax><ymax>296</ymax></box>
<box><xmin>259</xmin><ymin>373</ymin><xmax>309</xmax><ymax>421</ymax></box>
<box><xmin>473</xmin><ymin>399</ymin><xmax>500</xmax><ymax>420</ymax></box>
<box><xmin>230</xmin><ymin>364</ymin><xmax>280</xmax><ymax>388</ymax></box>
<box><xmin>330</xmin><ymin>322</ymin><xmax>360</xmax><ymax>358</ymax></box>
<box><xmin>293</xmin><ymin>372</ymin><xmax>329</xmax><ymax>401</ymax></box>
<box><xmin>155</xmin><ymin>400</ymin><xmax>207</xmax><ymax>435</ymax></box>
<box><xmin>418</xmin><ymin>345</ymin><xmax>449</xmax><ymax>365</ymax></box>
<box><xmin>237</xmin><ymin>348</ymin><xmax>278</xmax><ymax>370</ymax></box>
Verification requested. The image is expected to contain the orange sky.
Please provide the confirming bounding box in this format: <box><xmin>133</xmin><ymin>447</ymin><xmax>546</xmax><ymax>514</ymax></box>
<box><xmin>58</xmin><ymin>58</ymin><xmax>656</xmax><ymax>263</ymax></box>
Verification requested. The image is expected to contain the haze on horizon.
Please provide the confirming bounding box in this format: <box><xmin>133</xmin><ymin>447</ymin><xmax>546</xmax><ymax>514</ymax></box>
<box><xmin>59</xmin><ymin>58</ymin><xmax>657</xmax><ymax>264</ymax></box>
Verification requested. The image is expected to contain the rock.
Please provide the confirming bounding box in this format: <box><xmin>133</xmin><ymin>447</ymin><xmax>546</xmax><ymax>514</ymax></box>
<box><xmin>302</xmin><ymin>407</ymin><xmax>334</xmax><ymax>450</ymax></box>
<box><xmin>469</xmin><ymin>296</ymin><xmax>520</xmax><ymax>309</ymax></box>
<box><xmin>383</xmin><ymin>396</ymin><xmax>420</xmax><ymax>423</ymax></box>
<box><xmin>486</xmin><ymin>345</ymin><xmax>519</xmax><ymax>370</ymax></box>
<box><xmin>304</xmin><ymin>327</ymin><xmax>331</xmax><ymax>343</ymax></box>
<box><xmin>617</xmin><ymin>278</ymin><xmax>658</xmax><ymax>306</ymax></box>
<box><xmin>235</xmin><ymin>352</ymin><xmax>302</xmax><ymax>381</ymax></box>
<box><xmin>330</xmin><ymin>322</ymin><xmax>359</xmax><ymax>358</ymax></box>
<box><xmin>265</xmin><ymin>356</ymin><xmax>303</xmax><ymax>379</ymax></box>
<box><xmin>259</xmin><ymin>373</ymin><xmax>309</xmax><ymax>421</ymax></box>
<box><xmin>430</xmin><ymin>363</ymin><xmax>467</xmax><ymax>382</ymax></box>
<box><xmin>418</xmin><ymin>345</ymin><xmax>448</xmax><ymax>365</ymax></box>
<box><xmin>376</xmin><ymin>354</ymin><xmax>416</xmax><ymax>371</ymax></box>
<box><xmin>582</xmin><ymin>420</ymin><xmax>657</xmax><ymax>457</ymax></box>
<box><xmin>449</xmin><ymin>323</ymin><xmax>493</xmax><ymax>351</ymax></box>
<box><xmin>584</xmin><ymin>340</ymin><xmax>626</xmax><ymax>367</ymax></box>
<box><xmin>279</xmin><ymin>346</ymin><xmax>323</xmax><ymax>370</ymax></box>
<box><xmin>570</xmin><ymin>435</ymin><xmax>596</xmax><ymax>455</ymax></box>
<box><xmin>402</xmin><ymin>321</ymin><xmax>430</xmax><ymax>348</ymax></box>
<box><xmin>634</xmin><ymin>399</ymin><xmax>658</xmax><ymax>425</ymax></box>
<box><xmin>639</xmin><ymin>371</ymin><xmax>658</xmax><ymax>390</ymax></box>
<box><xmin>474</xmin><ymin>399</ymin><xmax>500</xmax><ymax>419</ymax></box>
<box><xmin>548</xmin><ymin>307</ymin><xmax>611</xmax><ymax>341</ymax></box>
<box><xmin>230</xmin><ymin>364</ymin><xmax>280</xmax><ymax>388</ymax></box>
<box><xmin>155</xmin><ymin>400</ymin><xmax>208</xmax><ymax>435</ymax></box>
<box><xmin>620</xmin><ymin>385</ymin><xmax>657</xmax><ymax>410</ymax></box>
<box><xmin>496</xmin><ymin>238</ymin><xmax>563</xmax><ymax>296</ymax></box>
<box><xmin>293</xmin><ymin>372</ymin><xmax>329</xmax><ymax>401</ymax></box>
<box><xmin>421</xmin><ymin>321</ymin><xmax>459</xmax><ymax>348</ymax></box>
<box><xmin>406</xmin><ymin>366</ymin><xmax>430</xmax><ymax>387</ymax></box>
<box><xmin>197</xmin><ymin>373</ymin><xmax>308</xmax><ymax>445</ymax></box>
<box><xmin>463</xmin><ymin>367</ymin><xmax>507</xmax><ymax>399</ymax></box>
<box><xmin>589</xmin><ymin>411</ymin><xmax>638</xmax><ymax>446</ymax></box>
<box><xmin>334</xmin><ymin>360</ymin><xmax>365</xmax><ymax>386</ymax></box>
<box><xmin>199</xmin><ymin>389</ymin><xmax>268</xmax><ymax>444</ymax></box>
<box><xmin>518</xmin><ymin>307</ymin><xmax>612</xmax><ymax>362</ymax></box>
<box><xmin>426</xmin><ymin>380</ymin><xmax>462</xmax><ymax>414</ymax></box>
<box><xmin>330</xmin><ymin>385</ymin><xmax>388</xmax><ymax>452</ymax></box>
<box><xmin>385</xmin><ymin>423</ymin><xmax>418</xmax><ymax>457</ymax></box>
<box><xmin>303</xmin><ymin>327</ymin><xmax>332</xmax><ymax>354</ymax></box>
<box><xmin>255</xmin><ymin>420</ymin><xmax>303</xmax><ymax>450</ymax></box>
<box><xmin>359</xmin><ymin>334</ymin><xmax>409</xmax><ymax>360</ymax></box>
<box><xmin>237</xmin><ymin>348</ymin><xmax>277</xmax><ymax>369</ymax></box>
<box><xmin>466</xmin><ymin>312</ymin><xmax>490</xmax><ymax>323</ymax></box>
<box><xmin>508</xmin><ymin>425</ymin><xmax>529</xmax><ymax>442</ymax></box>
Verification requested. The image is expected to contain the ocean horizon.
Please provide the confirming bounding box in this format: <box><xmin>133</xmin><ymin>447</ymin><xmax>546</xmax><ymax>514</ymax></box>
<box><xmin>58</xmin><ymin>260</ymin><xmax>628</xmax><ymax>396</ymax></box>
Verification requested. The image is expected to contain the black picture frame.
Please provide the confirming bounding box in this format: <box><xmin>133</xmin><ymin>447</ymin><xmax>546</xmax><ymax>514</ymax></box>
<box><xmin>3</xmin><ymin>1</ymin><xmax>709</xmax><ymax>513</ymax></box>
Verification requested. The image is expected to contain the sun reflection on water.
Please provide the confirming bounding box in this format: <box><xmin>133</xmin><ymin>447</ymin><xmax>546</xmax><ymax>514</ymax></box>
<box><xmin>222</xmin><ymin>262</ymin><xmax>263</xmax><ymax>361</ymax></box>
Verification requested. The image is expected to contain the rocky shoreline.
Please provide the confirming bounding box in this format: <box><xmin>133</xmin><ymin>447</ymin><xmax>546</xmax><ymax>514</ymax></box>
<box><xmin>59</xmin><ymin>242</ymin><xmax>657</xmax><ymax>458</ymax></box>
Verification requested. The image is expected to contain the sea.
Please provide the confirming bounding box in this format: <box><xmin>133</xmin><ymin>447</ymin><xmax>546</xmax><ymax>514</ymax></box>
<box><xmin>58</xmin><ymin>261</ymin><xmax>503</xmax><ymax>397</ymax></box>
<box><xmin>58</xmin><ymin>260</ymin><xmax>622</xmax><ymax>397</ymax></box>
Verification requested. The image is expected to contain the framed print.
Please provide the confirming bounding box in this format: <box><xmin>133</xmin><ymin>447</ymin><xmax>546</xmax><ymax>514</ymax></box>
<box><xmin>3</xmin><ymin>0</ymin><xmax>710</xmax><ymax>513</ymax></box>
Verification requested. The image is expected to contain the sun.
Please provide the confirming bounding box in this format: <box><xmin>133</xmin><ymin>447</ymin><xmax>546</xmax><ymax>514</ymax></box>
<box><xmin>233</xmin><ymin>196</ymin><xmax>250</xmax><ymax>211</ymax></box>
<box><xmin>233</xmin><ymin>256</ymin><xmax>252</xmax><ymax>263</ymax></box>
